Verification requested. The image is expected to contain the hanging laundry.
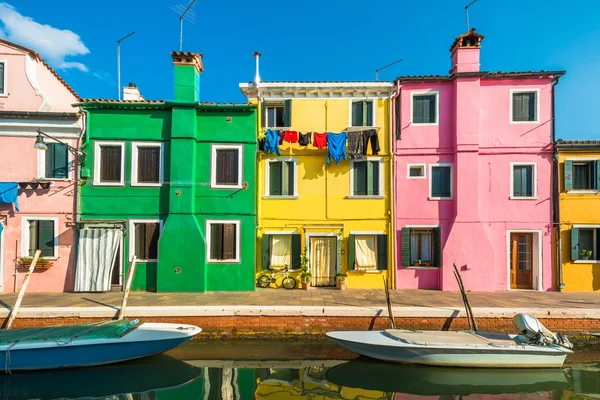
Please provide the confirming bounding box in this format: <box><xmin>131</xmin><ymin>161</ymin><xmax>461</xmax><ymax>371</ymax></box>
<box><xmin>298</xmin><ymin>132</ymin><xmax>312</xmax><ymax>146</ymax></box>
<box><xmin>263</xmin><ymin>129</ymin><xmax>282</xmax><ymax>156</ymax></box>
<box><xmin>362</xmin><ymin>129</ymin><xmax>380</xmax><ymax>155</ymax></box>
<box><xmin>282</xmin><ymin>130</ymin><xmax>299</xmax><ymax>143</ymax></box>
<box><xmin>326</xmin><ymin>132</ymin><xmax>347</xmax><ymax>165</ymax></box>
<box><xmin>0</xmin><ymin>182</ymin><xmax>19</xmax><ymax>212</ymax></box>
<box><xmin>347</xmin><ymin>131</ymin><xmax>363</xmax><ymax>159</ymax></box>
<box><xmin>313</xmin><ymin>132</ymin><xmax>328</xmax><ymax>149</ymax></box>
<box><xmin>279</xmin><ymin>131</ymin><xmax>285</xmax><ymax>145</ymax></box>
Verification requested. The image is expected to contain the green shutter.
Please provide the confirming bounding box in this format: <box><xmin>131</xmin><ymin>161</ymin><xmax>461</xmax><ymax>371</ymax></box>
<box><xmin>361</xmin><ymin>101</ymin><xmax>368</xmax><ymax>126</ymax></box>
<box><xmin>513</xmin><ymin>93</ymin><xmax>522</xmax><ymax>121</ymax></box>
<box><xmin>352</xmin><ymin>102</ymin><xmax>362</xmax><ymax>127</ymax></box>
<box><xmin>354</xmin><ymin>162</ymin><xmax>367</xmax><ymax>196</ymax></box>
<box><xmin>261</xmin><ymin>234</ymin><xmax>271</xmax><ymax>270</ymax></box>
<box><xmin>39</xmin><ymin>220</ymin><xmax>55</xmax><ymax>257</ymax></box>
<box><xmin>595</xmin><ymin>161</ymin><xmax>600</xmax><ymax>190</ymax></box>
<box><xmin>281</xmin><ymin>161</ymin><xmax>289</xmax><ymax>196</ymax></box>
<box><xmin>429</xmin><ymin>95</ymin><xmax>436</xmax><ymax>123</ymax></box>
<box><xmin>366</xmin><ymin>161</ymin><xmax>374</xmax><ymax>196</ymax></box>
<box><xmin>261</xmin><ymin>102</ymin><xmax>266</xmax><ymax>128</ymax></box>
<box><xmin>291</xmin><ymin>234</ymin><xmax>301</xmax><ymax>269</ymax></box>
<box><xmin>347</xmin><ymin>234</ymin><xmax>355</xmax><ymax>270</ymax></box>
<box><xmin>286</xmin><ymin>161</ymin><xmax>295</xmax><ymax>196</ymax></box>
<box><xmin>28</xmin><ymin>220</ymin><xmax>38</xmax><ymax>257</ymax></box>
<box><xmin>284</xmin><ymin>99</ymin><xmax>292</xmax><ymax>127</ymax></box>
<box><xmin>571</xmin><ymin>228</ymin><xmax>579</xmax><ymax>261</ymax></box>
<box><xmin>401</xmin><ymin>228</ymin><xmax>411</xmax><ymax>267</ymax></box>
<box><xmin>431</xmin><ymin>167</ymin><xmax>442</xmax><ymax>197</ymax></box>
<box><xmin>269</xmin><ymin>162</ymin><xmax>282</xmax><ymax>196</ymax></box>
<box><xmin>377</xmin><ymin>234</ymin><xmax>388</xmax><ymax>270</ymax></box>
<box><xmin>513</xmin><ymin>166</ymin><xmax>522</xmax><ymax>197</ymax></box>
<box><xmin>433</xmin><ymin>226</ymin><xmax>443</xmax><ymax>267</ymax></box>
<box><xmin>564</xmin><ymin>160</ymin><xmax>573</xmax><ymax>191</ymax></box>
<box><xmin>45</xmin><ymin>144</ymin><xmax>55</xmax><ymax>178</ymax></box>
<box><xmin>372</xmin><ymin>161</ymin><xmax>380</xmax><ymax>195</ymax></box>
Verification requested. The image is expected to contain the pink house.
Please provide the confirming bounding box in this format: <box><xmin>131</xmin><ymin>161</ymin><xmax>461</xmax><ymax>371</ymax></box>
<box><xmin>0</xmin><ymin>39</ymin><xmax>81</xmax><ymax>292</ymax></box>
<box><xmin>393</xmin><ymin>30</ymin><xmax>564</xmax><ymax>291</ymax></box>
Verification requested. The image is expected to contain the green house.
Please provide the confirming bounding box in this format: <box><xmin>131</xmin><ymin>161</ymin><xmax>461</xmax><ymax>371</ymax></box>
<box><xmin>75</xmin><ymin>52</ymin><xmax>257</xmax><ymax>292</ymax></box>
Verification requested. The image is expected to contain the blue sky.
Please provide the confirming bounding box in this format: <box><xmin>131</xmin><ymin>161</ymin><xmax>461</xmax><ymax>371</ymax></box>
<box><xmin>1</xmin><ymin>0</ymin><xmax>599</xmax><ymax>140</ymax></box>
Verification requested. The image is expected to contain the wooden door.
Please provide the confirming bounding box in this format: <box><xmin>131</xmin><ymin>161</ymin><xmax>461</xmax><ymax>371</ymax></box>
<box><xmin>310</xmin><ymin>237</ymin><xmax>337</xmax><ymax>287</ymax></box>
<box><xmin>510</xmin><ymin>233</ymin><xmax>533</xmax><ymax>289</ymax></box>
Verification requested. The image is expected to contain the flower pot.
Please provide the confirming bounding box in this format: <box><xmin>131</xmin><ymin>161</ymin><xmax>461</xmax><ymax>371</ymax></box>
<box><xmin>301</xmin><ymin>281</ymin><xmax>311</xmax><ymax>290</ymax></box>
<box><xmin>336</xmin><ymin>280</ymin><xmax>347</xmax><ymax>290</ymax></box>
<box><xmin>413</xmin><ymin>262</ymin><xmax>421</xmax><ymax>267</ymax></box>
<box><xmin>424</xmin><ymin>261</ymin><xmax>433</xmax><ymax>267</ymax></box>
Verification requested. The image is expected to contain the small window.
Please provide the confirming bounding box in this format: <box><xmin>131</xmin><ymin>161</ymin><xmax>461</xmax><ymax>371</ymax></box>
<box><xmin>211</xmin><ymin>145</ymin><xmax>243</xmax><ymax>188</ymax></box>
<box><xmin>411</xmin><ymin>229</ymin><xmax>433</xmax><ymax>265</ymax></box>
<box><xmin>574</xmin><ymin>162</ymin><xmax>592</xmax><ymax>190</ymax></box>
<box><xmin>24</xmin><ymin>219</ymin><xmax>56</xmax><ymax>258</ymax></box>
<box><xmin>408</xmin><ymin>164</ymin><xmax>425</xmax><ymax>179</ymax></box>
<box><xmin>354</xmin><ymin>235</ymin><xmax>378</xmax><ymax>270</ymax></box>
<box><xmin>266</xmin><ymin>106</ymin><xmax>285</xmax><ymax>128</ymax></box>
<box><xmin>511</xmin><ymin>164</ymin><xmax>536</xmax><ymax>198</ymax></box>
<box><xmin>267</xmin><ymin>160</ymin><xmax>296</xmax><ymax>196</ymax></box>
<box><xmin>401</xmin><ymin>227</ymin><xmax>442</xmax><ymax>267</ymax></box>
<box><xmin>262</xmin><ymin>233</ymin><xmax>301</xmax><ymax>270</ymax></box>
<box><xmin>44</xmin><ymin>143</ymin><xmax>69</xmax><ymax>179</ymax></box>
<box><xmin>512</xmin><ymin>91</ymin><xmax>537</xmax><ymax>122</ymax></box>
<box><xmin>430</xmin><ymin>165</ymin><xmax>452</xmax><ymax>199</ymax></box>
<box><xmin>565</xmin><ymin>160</ymin><xmax>599</xmax><ymax>192</ymax></box>
<box><xmin>207</xmin><ymin>221</ymin><xmax>240</xmax><ymax>262</ymax></box>
<box><xmin>131</xmin><ymin>221</ymin><xmax>160</xmax><ymax>261</ymax></box>
<box><xmin>94</xmin><ymin>142</ymin><xmax>124</xmax><ymax>185</ymax></box>
<box><xmin>0</xmin><ymin>61</ymin><xmax>6</xmax><ymax>95</ymax></box>
<box><xmin>132</xmin><ymin>142</ymin><xmax>162</xmax><ymax>186</ymax></box>
<box><xmin>412</xmin><ymin>93</ymin><xmax>437</xmax><ymax>124</ymax></box>
<box><xmin>351</xmin><ymin>101</ymin><xmax>373</xmax><ymax>127</ymax></box>
<box><xmin>352</xmin><ymin>159</ymin><xmax>381</xmax><ymax>196</ymax></box>
<box><xmin>572</xmin><ymin>227</ymin><xmax>600</xmax><ymax>262</ymax></box>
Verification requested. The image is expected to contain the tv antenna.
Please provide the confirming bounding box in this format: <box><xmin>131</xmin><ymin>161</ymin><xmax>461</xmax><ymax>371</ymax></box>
<box><xmin>375</xmin><ymin>59</ymin><xmax>403</xmax><ymax>81</ymax></box>
<box><xmin>117</xmin><ymin>31</ymin><xmax>135</xmax><ymax>100</ymax></box>
<box><xmin>465</xmin><ymin>0</ymin><xmax>479</xmax><ymax>31</ymax></box>
<box><xmin>171</xmin><ymin>0</ymin><xmax>197</xmax><ymax>51</ymax></box>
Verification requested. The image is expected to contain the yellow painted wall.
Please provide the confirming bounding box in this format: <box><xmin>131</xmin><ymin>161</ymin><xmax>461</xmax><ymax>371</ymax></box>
<box><xmin>558</xmin><ymin>149</ymin><xmax>600</xmax><ymax>292</ymax></box>
<box><xmin>255</xmin><ymin>97</ymin><xmax>394</xmax><ymax>289</ymax></box>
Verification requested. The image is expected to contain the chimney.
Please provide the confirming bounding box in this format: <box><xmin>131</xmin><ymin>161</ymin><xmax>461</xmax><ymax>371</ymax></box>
<box><xmin>171</xmin><ymin>51</ymin><xmax>204</xmax><ymax>102</ymax></box>
<box><xmin>123</xmin><ymin>82</ymin><xmax>144</xmax><ymax>101</ymax></box>
<box><xmin>450</xmin><ymin>28</ymin><xmax>484</xmax><ymax>74</ymax></box>
<box><xmin>253</xmin><ymin>51</ymin><xmax>261</xmax><ymax>86</ymax></box>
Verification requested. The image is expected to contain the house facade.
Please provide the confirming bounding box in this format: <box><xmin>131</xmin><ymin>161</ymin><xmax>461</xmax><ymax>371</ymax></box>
<box><xmin>394</xmin><ymin>30</ymin><xmax>564</xmax><ymax>291</ymax></box>
<box><xmin>0</xmin><ymin>39</ymin><xmax>81</xmax><ymax>292</ymax></box>
<box><xmin>556</xmin><ymin>141</ymin><xmax>600</xmax><ymax>292</ymax></box>
<box><xmin>239</xmin><ymin>81</ymin><xmax>394</xmax><ymax>289</ymax></box>
<box><xmin>76</xmin><ymin>52</ymin><xmax>257</xmax><ymax>292</ymax></box>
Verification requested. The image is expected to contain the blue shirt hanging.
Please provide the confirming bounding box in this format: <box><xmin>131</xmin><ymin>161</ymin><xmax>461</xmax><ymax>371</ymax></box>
<box><xmin>0</xmin><ymin>182</ymin><xmax>19</xmax><ymax>212</ymax></box>
<box><xmin>326</xmin><ymin>132</ymin><xmax>347</xmax><ymax>165</ymax></box>
<box><xmin>263</xmin><ymin>129</ymin><xmax>282</xmax><ymax>156</ymax></box>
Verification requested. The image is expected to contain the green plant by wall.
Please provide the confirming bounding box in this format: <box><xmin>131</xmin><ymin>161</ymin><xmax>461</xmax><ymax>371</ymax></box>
<box><xmin>299</xmin><ymin>247</ymin><xmax>312</xmax><ymax>283</ymax></box>
<box><xmin>581</xmin><ymin>249</ymin><xmax>593</xmax><ymax>260</ymax></box>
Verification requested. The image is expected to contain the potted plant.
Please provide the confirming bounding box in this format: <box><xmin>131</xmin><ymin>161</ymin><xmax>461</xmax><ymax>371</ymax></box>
<box><xmin>19</xmin><ymin>256</ymin><xmax>54</xmax><ymax>269</ymax></box>
<box><xmin>581</xmin><ymin>249</ymin><xmax>593</xmax><ymax>261</ymax></box>
<box><xmin>412</xmin><ymin>259</ymin><xmax>422</xmax><ymax>267</ymax></box>
<box><xmin>335</xmin><ymin>272</ymin><xmax>348</xmax><ymax>290</ymax></box>
<box><xmin>424</xmin><ymin>260</ymin><xmax>433</xmax><ymax>267</ymax></box>
<box><xmin>298</xmin><ymin>247</ymin><xmax>312</xmax><ymax>290</ymax></box>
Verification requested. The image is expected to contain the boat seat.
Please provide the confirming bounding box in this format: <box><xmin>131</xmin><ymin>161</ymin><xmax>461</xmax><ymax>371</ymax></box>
<box><xmin>383</xmin><ymin>330</ymin><xmax>521</xmax><ymax>347</ymax></box>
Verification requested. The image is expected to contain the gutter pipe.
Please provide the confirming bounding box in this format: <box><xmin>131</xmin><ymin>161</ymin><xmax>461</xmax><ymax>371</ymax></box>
<box><xmin>551</xmin><ymin>75</ymin><xmax>564</xmax><ymax>291</ymax></box>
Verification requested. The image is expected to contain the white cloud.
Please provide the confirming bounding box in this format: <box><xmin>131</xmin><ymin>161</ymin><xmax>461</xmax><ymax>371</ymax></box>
<box><xmin>0</xmin><ymin>3</ymin><xmax>89</xmax><ymax>71</ymax></box>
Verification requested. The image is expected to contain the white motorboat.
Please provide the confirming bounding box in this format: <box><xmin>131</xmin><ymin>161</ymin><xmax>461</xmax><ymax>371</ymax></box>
<box><xmin>326</xmin><ymin>314</ymin><xmax>573</xmax><ymax>368</ymax></box>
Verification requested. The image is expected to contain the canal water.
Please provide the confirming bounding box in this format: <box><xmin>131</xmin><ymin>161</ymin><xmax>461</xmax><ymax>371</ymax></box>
<box><xmin>2</xmin><ymin>340</ymin><xmax>600</xmax><ymax>399</ymax></box>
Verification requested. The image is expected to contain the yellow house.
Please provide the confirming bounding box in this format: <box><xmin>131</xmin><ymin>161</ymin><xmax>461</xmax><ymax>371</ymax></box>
<box><xmin>239</xmin><ymin>81</ymin><xmax>394</xmax><ymax>289</ymax></box>
<box><xmin>557</xmin><ymin>140</ymin><xmax>600</xmax><ymax>292</ymax></box>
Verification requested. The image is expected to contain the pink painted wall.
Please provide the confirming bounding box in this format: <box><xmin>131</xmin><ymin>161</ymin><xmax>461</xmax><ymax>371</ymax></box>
<box><xmin>394</xmin><ymin>47</ymin><xmax>555</xmax><ymax>292</ymax></box>
<box><xmin>0</xmin><ymin>41</ymin><xmax>79</xmax><ymax>292</ymax></box>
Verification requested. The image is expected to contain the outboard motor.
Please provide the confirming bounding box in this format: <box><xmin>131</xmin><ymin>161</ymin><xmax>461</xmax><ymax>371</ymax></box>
<box><xmin>513</xmin><ymin>314</ymin><xmax>573</xmax><ymax>349</ymax></box>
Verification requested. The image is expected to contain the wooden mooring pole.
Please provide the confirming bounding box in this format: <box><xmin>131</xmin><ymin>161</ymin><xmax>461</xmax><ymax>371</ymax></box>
<box><xmin>383</xmin><ymin>277</ymin><xmax>396</xmax><ymax>329</ymax></box>
<box><xmin>453</xmin><ymin>263</ymin><xmax>478</xmax><ymax>332</ymax></box>
<box><xmin>117</xmin><ymin>256</ymin><xmax>138</xmax><ymax>320</ymax></box>
<box><xmin>4</xmin><ymin>250</ymin><xmax>41</xmax><ymax>329</ymax></box>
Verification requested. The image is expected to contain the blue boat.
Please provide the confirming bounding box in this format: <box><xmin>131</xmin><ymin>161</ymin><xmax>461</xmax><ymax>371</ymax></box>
<box><xmin>0</xmin><ymin>319</ymin><xmax>201</xmax><ymax>372</ymax></box>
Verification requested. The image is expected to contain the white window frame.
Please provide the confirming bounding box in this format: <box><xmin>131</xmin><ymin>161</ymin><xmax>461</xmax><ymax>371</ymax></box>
<box><xmin>573</xmin><ymin>225</ymin><xmax>600</xmax><ymax>264</ymax></box>
<box><xmin>349</xmin><ymin>157</ymin><xmax>385</xmax><ymax>199</ymax></box>
<box><xmin>0</xmin><ymin>60</ymin><xmax>7</xmax><ymax>97</ymax></box>
<box><xmin>349</xmin><ymin>230</ymin><xmax>384</xmax><ymax>273</ymax></box>
<box><xmin>264</xmin><ymin>230</ymin><xmax>296</xmax><ymax>270</ymax></box>
<box><xmin>210</xmin><ymin>144</ymin><xmax>243</xmax><ymax>189</ymax></box>
<box><xmin>265</xmin><ymin>104</ymin><xmax>286</xmax><ymax>128</ymax></box>
<box><xmin>566</xmin><ymin>158</ymin><xmax>598</xmax><ymax>194</ymax></box>
<box><xmin>264</xmin><ymin>158</ymin><xmax>298</xmax><ymax>199</ymax></box>
<box><xmin>429</xmin><ymin>163</ymin><xmax>453</xmax><ymax>200</ymax></box>
<box><xmin>510</xmin><ymin>88</ymin><xmax>540</xmax><ymax>124</ymax></box>
<box><xmin>348</xmin><ymin>98</ymin><xmax>377</xmax><ymax>127</ymax></box>
<box><xmin>20</xmin><ymin>216</ymin><xmax>59</xmax><ymax>259</ymax></box>
<box><xmin>93</xmin><ymin>141</ymin><xmax>125</xmax><ymax>186</ymax></box>
<box><xmin>128</xmin><ymin>219</ymin><xmax>163</xmax><ymax>263</ymax></box>
<box><xmin>410</xmin><ymin>90</ymin><xmax>440</xmax><ymax>126</ymax></box>
<box><xmin>37</xmin><ymin>139</ymin><xmax>74</xmax><ymax>180</ymax></box>
<box><xmin>131</xmin><ymin>142</ymin><xmax>164</xmax><ymax>187</ymax></box>
<box><xmin>509</xmin><ymin>162</ymin><xmax>538</xmax><ymax>200</ymax></box>
<box><xmin>407</xmin><ymin>163</ymin><xmax>426</xmax><ymax>179</ymax></box>
<box><xmin>206</xmin><ymin>219</ymin><xmax>241</xmax><ymax>263</ymax></box>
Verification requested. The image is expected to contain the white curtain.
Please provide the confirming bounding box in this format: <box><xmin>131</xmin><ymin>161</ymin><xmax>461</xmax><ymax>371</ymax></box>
<box><xmin>74</xmin><ymin>228</ymin><xmax>122</xmax><ymax>292</ymax></box>
<box><xmin>411</xmin><ymin>230</ymin><xmax>432</xmax><ymax>262</ymax></box>
<box><xmin>355</xmin><ymin>235</ymin><xmax>377</xmax><ymax>270</ymax></box>
<box><xmin>270</xmin><ymin>235</ymin><xmax>291</xmax><ymax>269</ymax></box>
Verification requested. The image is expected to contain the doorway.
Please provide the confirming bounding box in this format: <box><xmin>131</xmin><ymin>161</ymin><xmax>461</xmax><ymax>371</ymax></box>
<box><xmin>510</xmin><ymin>232</ymin><xmax>534</xmax><ymax>289</ymax></box>
<box><xmin>309</xmin><ymin>236</ymin><xmax>337</xmax><ymax>287</ymax></box>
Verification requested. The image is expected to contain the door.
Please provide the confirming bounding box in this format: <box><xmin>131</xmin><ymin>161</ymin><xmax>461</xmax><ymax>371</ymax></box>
<box><xmin>309</xmin><ymin>237</ymin><xmax>336</xmax><ymax>287</ymax></box>
<box><xmin>510</xmin><ymin>233</ymin><xmax>533</xmax><ymax>289</ymax></box>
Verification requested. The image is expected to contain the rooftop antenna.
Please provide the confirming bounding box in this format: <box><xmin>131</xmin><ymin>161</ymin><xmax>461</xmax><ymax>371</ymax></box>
<box><xmin>117</xmin><ymin>31</ymin><xmax>135</xmax><ymax>100</ymax></box>
<box><xmin>171</xmin><ymin>0</ymin><xmax>197</xmax><ymax>51</ymax></box>
<box><xmin>465</xmin><ymin>0</ymin><xmax>479</xmax><ymax>31</ymax></box>
<box><xmin>375</xmin><ymin>59</ymin><xmax>403</xmax><ymax>81</ymax></box>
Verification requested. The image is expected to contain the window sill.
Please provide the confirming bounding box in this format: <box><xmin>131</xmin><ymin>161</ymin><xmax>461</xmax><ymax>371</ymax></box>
<box><xmin>407</xmin><ymin>176</ymin><xmax>426</xmax><ymax>180</ymax></box>
<box><xmin>347</xmin><ymin>195</ymin><xmax>386</xmax><ymax>200</ymax></box>
<box><xmin>92</xmin><ymin>181</ymin><xmax>125</xmax><ymax>187</ymax></box>
<box><xmin>211</xmin><ymin>185</ymin><xmax>243</xmax><ymax>190</ymax></box>
<box><xmin>410</xmin><ymin>122</ymin><xmax>439</xmax><ymax>127</ymax></box>
<box><xmin>567</xmin><ymin>190</ymin><xmax>598</xmax><ymax>194</ymax></box>
<box><xmin>428</xmin><ymin>197</ymin><xmax>453</xmax><ymax>201</ymax></box>
<box><xmin>131</xmin><ymin>259</ymin><xmax>157</xmax><ymax>263</ymax></box>
<box><xmin>350</xmin><ymin>269</ymin><xmax>382</xmax><ymax>274</ymax></box>
<box><xmin>263</xmin><ymin>195</ymin><xmax>299</xmax><ymax>200</ymax></box>
<box><xmin>574</xmin><ymin>260</ymin><xmax>600</xmax><ymax>264</ymax></box>
<box><xmin>266</xmin><ymin>126</ymin><xmax>290</xmax><ymax>130</ymax></box>
<box><xmin>38</xmin><ymin>178</ymin><xmax>72</xmax><ymax>182</ymax></box>
<box><xmin>346</xmin><ymin>126</ymin><xmax>380</xmax><ymax>131</ymax></box>
<box><xmin>207</xmin><ymin>259</ymin><xmax>241</xmax><ymax>264</ymax></box>
<box><xmin>131</xmin><ymin>182</ymin><xmax>162</xmax><ymax>187</ymax></box>
<box><xmin>509</xmin><ymin>196</ymin><xmax>538</xmax><ymax>200</ymax></box>
<box><xmin>403</xmin><ymin>266</ymin><xmax>439</xmax><ymax>270</ymax></box>
<box><xmin>510</xmin><ymin>120</ymin><xmax>539</xmax><ymax>124</ymax></box>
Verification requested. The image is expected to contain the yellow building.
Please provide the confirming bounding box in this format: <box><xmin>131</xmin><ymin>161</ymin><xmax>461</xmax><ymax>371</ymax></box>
<box><xmin>239</xmin><ymin>81</ymin><xmax>394</xmax><ymax>289</ymax></box>
<box><xmin>557</xmin><ymin>140</ymin><xmax>600</xmax><ymax>292</ymax></box>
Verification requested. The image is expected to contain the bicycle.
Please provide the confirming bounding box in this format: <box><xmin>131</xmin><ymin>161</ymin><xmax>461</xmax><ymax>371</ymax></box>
<box><xmin>257</xmin><ymin>267</ymin><xmax>297</xmax><ymax>289</ymax></box>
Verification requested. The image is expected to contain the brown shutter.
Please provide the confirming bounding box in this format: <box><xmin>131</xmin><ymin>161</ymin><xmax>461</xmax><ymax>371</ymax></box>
<box><xmin>146</xmin><ymin>223</ymin><xmax>159</xmax><ymax>259</ymax></box>
<box><xmin>138</xmin><ymin>147</ymin><xmax>160</xmax><ymax>183</ymax></box>
<box><xmin>100</xmin><ymin>145</ymin><xmax>122</xmax><ymax>182</ymax></box>
<box><xmin>210</xmin><ymin>223</ymin><xmax>223</xmax><ymax>259</ymax></box>
<box><xmin>216</xmin><ymin>149</ymin><xmax>239</xmax><ymax>185</ymax></box>
<box><xmin>222</xmin><ymin>223</ymin><xmax>237</xmax><ymax>260</ymax></box>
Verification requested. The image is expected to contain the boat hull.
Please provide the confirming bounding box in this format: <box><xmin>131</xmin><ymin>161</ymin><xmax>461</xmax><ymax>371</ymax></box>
<box><xmin>326</xmin><ymin>331</ymin><xmax>569</xmax><ymax>368</ymax></box>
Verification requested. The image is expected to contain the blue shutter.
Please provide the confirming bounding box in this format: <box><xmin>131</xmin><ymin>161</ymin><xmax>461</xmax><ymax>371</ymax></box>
<box><xmin>413</xmin><ymin>97</ymin><xmax>423</xmax><ymax>123</ymax></box>
<box><xmin>39</xmin><ymin>220</ymin><xmax>55</xmax><ymax>257</ymax></box>
<box><xmin>513</xmin><ymin>166</ymin><xmax>523</xmax><ymax>197</ymax></box>
<box><xmin>564</xmin><ymin>160</ymin><xmax>573</xmax><ymax>191</ymax></box>
<box><xmin>571</xmin><ymin>228</ymin><xmax>579</xmax><ymax>261</ymax></box>
<box><xmin>441</xmin><ymin>167</ymin><xmax>451</xmax><ymax>197</ymax></box>
<box><xmin>431</xmin><ymin>167</ymin><xmax>442</xmax><ymax>197</ymax></box>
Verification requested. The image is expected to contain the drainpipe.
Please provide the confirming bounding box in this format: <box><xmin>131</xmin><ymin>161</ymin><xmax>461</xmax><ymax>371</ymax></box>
<box><xmin>551</xmin><ymin>75</ymin><xmax>564</xmax><ymax>291</ymax></box>
<box><xmin>391</xmin><ymin>82</ymin><xmax>401</xmax><ymax>288</ymax></box>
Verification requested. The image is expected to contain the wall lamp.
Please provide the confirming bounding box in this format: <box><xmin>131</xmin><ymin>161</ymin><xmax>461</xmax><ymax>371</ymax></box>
<box><xmin>34</xmin><ymin>129</ymin><xmax>86</xmax><ymax>164</ymax></box>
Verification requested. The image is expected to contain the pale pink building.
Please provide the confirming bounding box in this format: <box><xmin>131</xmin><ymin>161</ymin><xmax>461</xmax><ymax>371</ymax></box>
<box><xmin>0</xmin><ymin>39</ymin><xmax>81</xmax><ymax>292</ymax></box>
<box><xmin>393</xmin><ymin>30</ymin><xmax>564</xmax><ymax>291</ymax></box>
